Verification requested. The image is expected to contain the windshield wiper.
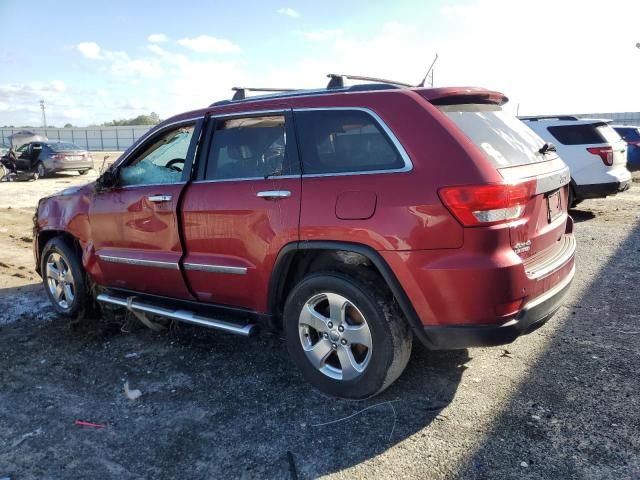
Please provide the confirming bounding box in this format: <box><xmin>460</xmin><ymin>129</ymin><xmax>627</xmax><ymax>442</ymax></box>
<box><xmin>538</xmin><ymin>142</ymin><xmax>557</xmax><ymax>155</ymax></box>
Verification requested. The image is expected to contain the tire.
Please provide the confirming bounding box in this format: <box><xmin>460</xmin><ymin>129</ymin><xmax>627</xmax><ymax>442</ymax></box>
<box><xmin>36</xmin><ymin>162</ymin><xmax>46</xmax><ymax>178</ymax></box>
<box><xmin>283</xmin><ymin>271</ymin><xmax>412</xmax><ymax>399</ymax></box>
<box><xmin>78</xmin><ymin>170</ymin><xmax>88</xmax><ymax>175</ymax></box>
<box><xmin>0</xmin><ymin>163</ymin><xmax>8</xmax><ymax>181</ymax></box>
<box><xmin>41</xmin><ymin>237</ymin><xmax>92</xmax><ymax>321</ymax></box>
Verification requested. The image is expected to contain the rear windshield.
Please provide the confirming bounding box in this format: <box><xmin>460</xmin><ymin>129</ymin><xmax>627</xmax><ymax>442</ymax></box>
<box><xmin>546</xmin><ymin>123</ymin><xmax>620</xmax><ymax>146</ymax></box>
<box><xmin>439</xmin><ymin>104</ymin><xmax>546</xmax><ymax>167</ymax></box>
<box><xmin>47</xmin><ymin>142</ymin><xmax>82</xmax><ymax>151</ymax></box>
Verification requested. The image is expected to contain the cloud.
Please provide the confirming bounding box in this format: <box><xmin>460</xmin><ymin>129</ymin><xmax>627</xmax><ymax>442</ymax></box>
<box><xmin>148</xmin><ymin>33</ymin><xmax>168</xmax><ymax>43</ymax></box>
<box><xmin>76</xmin><ymin>42</ymin><xmax>101</xmax><ymax>59</ymax></box>
<box><xmin>303</xmin><ymin>29</ymin><xmax>342</xmax><ymax>42</ymax></box>
<box><xmin>178</xmin><ymin>35</ymin><xmax>241</xmax><ymax>54</ymax></box>
<box><xmin>277</xmin><ymin>7</ymin><xmax>300</xmax><ymax>18</ymax></box>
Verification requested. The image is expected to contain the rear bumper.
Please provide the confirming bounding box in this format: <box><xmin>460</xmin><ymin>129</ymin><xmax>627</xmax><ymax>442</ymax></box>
<box><xmin>575</xmin><ymin>178</ymin><xmax>631</xmax><ymax>200</ymax></box>
<box><xmin>422</xmin><ymin>265</ymin><xmax>575</xmax><ymax>349</ymax></box>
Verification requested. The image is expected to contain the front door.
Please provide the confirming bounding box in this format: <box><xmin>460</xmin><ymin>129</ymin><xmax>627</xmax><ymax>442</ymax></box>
<box><xmin>180</xmin><ymin>111</ymin><xmax>301</xmax><ymax>312</ymax></box>
<box><xmin>88</xmin><ymin>119</ymin><xmax>202</xmax><ymax>299</ymax></box>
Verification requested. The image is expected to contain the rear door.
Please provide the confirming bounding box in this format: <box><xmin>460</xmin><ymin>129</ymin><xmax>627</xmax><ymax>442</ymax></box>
<box><xmin>180</xmin><ymin>111</ymin><xmax>301</xmax><ymax>312</ymax></box>
<box><xmin>88</xmin><ymin>119</ymin><xmax>203</xmax><ymax>299</ymax></box>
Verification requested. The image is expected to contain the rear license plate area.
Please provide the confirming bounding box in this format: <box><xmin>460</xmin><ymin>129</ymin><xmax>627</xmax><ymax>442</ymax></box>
<box><xmin>546</xmin><ymin>189</ymin><xmax>562</xmax><ymax>223</ymax></box>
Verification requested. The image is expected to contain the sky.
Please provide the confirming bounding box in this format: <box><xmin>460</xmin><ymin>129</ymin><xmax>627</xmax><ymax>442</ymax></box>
<box><xmin>1</xmin><ymin>0</ymin><xmax>639</xmax><ymax>127</ymax></box>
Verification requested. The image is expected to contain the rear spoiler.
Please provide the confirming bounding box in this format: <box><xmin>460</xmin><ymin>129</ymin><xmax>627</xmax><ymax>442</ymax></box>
<box><xmin>416</xmin><ymin>87</ymin><xmax>508</xmax><ymax>106</ymax></box>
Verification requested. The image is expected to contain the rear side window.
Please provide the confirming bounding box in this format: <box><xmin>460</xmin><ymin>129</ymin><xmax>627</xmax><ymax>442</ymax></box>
<box><xmin>546</xmin><ymin>123</ymin><xmax>619</xmax><ymax>145</ymax></box>
<box><xmin>440</xmin><ymin>104</ymin><xmax>546</xmax><ymax>167</ymax></box>
<box><xmin>294</xmin><ymin>110</ymin><xmax>404</xmax><ymax>174</ymax></box>
<box><xmin>205</xmin><ymin>115</ymin><xmax>294</xmax><ymax>180</ymax></box>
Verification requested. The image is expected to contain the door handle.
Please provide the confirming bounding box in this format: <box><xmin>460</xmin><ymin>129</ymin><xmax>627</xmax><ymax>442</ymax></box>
<box><xmin>147</xmin><ymin>194</ymin><xmax>172</xmax><ymax>203</ymax></box>
<box><xmin>256</xmin><ymin>190</ymin><xmax>291</xmax><ymax>200</ymax></box>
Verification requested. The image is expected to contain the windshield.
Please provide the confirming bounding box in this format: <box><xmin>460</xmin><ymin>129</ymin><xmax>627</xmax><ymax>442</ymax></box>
<box><xmin>47</xmin><ymin>142</ymin><xmax>83</xmax><ymax>152</ymax></box>
<box><xmin>439</xmin><ymin>104</ymin><xmax>547</xmax><ymax>167</ymax></box>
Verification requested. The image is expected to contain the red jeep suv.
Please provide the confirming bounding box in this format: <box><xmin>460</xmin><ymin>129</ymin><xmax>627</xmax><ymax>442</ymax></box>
<box><xmin>34</xmin><ymin>79</ymin><xmax>576</xmax><ymax>398</ymax></box>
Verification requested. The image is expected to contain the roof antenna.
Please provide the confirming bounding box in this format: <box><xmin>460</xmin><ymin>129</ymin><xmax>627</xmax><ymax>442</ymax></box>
<box><xmin>417</xmin><ymin>53</ymin><xmax>439</xmax><ymax>87</ymax></box>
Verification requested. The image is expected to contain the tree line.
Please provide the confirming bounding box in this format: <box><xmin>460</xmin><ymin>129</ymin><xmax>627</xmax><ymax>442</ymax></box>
<box><xmin>1</xmin><ymin>112</ymin><xmax>162</xmax><ymax>129</ymax></box>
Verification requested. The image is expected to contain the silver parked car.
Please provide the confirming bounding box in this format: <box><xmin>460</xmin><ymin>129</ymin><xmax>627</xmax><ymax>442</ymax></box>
<box><xmin>15</xmin><ymin>141</ymin><xmax>94</xmax><ymax>177</ymax></box>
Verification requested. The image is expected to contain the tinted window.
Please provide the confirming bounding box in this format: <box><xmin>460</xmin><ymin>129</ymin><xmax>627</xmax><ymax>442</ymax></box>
<box><xmin>294</xmin><ymin>110</ymin><xmax>404</xmax><ymax>174</ymax></box>
<box><xmin>120</xmin><ymin>123</ymin><xmax>195</xmax><ymax>186</ymax></box>
<box><xmin>205</xmin><ymin>115</ymin><xmax>290</xmax><ymax>180</ymax></box>
<box><xmin>441</xmin><ymin>104</ymin><xmax>546</xmax><ymax>167</ymax></box>
<box><xmin>547</xmin><ymin>124</ymin><xmax>607</xmax><ymax>145</ymax></box>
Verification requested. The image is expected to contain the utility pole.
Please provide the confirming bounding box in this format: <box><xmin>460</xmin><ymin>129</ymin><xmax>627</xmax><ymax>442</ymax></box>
<box><xmin>40</xmin><ymin>100</ymin><xmax>47</xmax><ymax>128</ymax></box>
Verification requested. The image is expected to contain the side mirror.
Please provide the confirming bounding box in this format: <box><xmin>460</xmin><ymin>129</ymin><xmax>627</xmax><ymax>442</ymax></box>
<box><xmin>98</xmin><ymin>170</ymin><xmax>117</xmax><ymax>189</ymax></box>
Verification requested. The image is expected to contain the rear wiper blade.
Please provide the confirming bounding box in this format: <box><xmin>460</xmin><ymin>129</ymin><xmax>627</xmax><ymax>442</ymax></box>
<box><xmin>538</xmin><ymin>142</ymin><xmax>557</xmax><ymax>154</ymax></box>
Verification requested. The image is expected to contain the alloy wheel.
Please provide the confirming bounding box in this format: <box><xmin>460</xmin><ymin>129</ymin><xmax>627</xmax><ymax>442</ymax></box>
<box><xmin>298</xmin><ymin>292</ymin><xmax>372</xmax><ymax>381</ymax></box>
<box><xmin>45</xmin><ymin>252</ymin><xmax>75</xmax><ymax>309</ymax></box>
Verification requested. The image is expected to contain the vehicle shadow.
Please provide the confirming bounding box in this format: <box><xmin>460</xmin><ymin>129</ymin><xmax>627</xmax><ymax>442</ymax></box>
<box><xmin>453</xmin><ymin>218</ymin><xmax>640</xmax><ymax>478</ymax></box>
<box><xmin>569</xmin><ymin>208</ymin><xmax>596</xmax><ymax>223</ymax></box>
<box><xmin>0</xmin><ymin>283</ymin><xmax>467</xmax><ymax>479</ymax></box>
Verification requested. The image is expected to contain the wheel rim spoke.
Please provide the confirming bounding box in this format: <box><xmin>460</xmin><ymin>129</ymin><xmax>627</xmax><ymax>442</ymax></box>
<box><xmin>47</xmin><ymin>264</ymin><xmax>61</xmax><ymax>280</ymax></box>
<box><xmin>299</xmin><ymin>304</ymin><xmax>328</xmax><ymax>332</ymax></box>
<box><xmin>305</xmin><ymin>339</ymin><xmax>333</xmax><ymax>369</ymax></box>
<box><xmin>325</xmin><ymin>292</ymin><xmax>346</xmax><ymax>323</ymax></box>
<box><xmin>54</xmin><ymin>283</ymin><xmax>64</xmax><ymax>301</ymax></box>
<box><xmin>63</xmin><ymin>284</ymin><xmax>74</xmax><ymax>303</ymax></box>
<box><xmin>342</xmin><ymin>323</ymin><xmax>372</xmax><ymax>348</ymax></box>
<box><xmin>336</xmin><ymin>346</ymin><xmax>362</xmax><ymax>381</ymax></box>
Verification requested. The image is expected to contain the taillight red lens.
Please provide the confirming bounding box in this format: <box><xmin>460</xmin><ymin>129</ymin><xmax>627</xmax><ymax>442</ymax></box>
<box><xmin>438</xmin><ymin>180</ymin><xmax>536</xmax><ymax>227</ymax></box>
<box><xmin>587</xmin><ymin>146</ymin><xmax>614</xmax><ymax>166</ymax></box>
<box><xmin>52</xmin><ymin>154</ymin><xmax>66</xmax><ymax>160</ymax></box>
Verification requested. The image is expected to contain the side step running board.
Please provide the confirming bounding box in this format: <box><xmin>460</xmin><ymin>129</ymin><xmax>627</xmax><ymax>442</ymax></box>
<box><xmin>96</xmin><ymin>293</ymin><xmax>257</xmax><ymax>337</ymax></box>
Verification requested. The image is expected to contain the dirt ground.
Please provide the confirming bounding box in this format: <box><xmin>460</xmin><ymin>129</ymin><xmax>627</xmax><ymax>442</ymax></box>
<box><xmin>0</xmin><ymin>170</ymin><xmax>639</xmax><ymax>479</ymax></box>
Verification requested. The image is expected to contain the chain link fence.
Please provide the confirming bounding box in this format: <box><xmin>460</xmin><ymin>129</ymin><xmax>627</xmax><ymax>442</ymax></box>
<box><xmin>0</xmin><ymin>126</ymin><xmax>154</xmax><ymax>151</ymax></box>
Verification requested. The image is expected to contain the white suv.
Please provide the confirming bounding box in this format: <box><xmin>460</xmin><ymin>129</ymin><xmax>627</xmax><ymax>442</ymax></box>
<box><xmin>521</xmin><ymin>116</ymin><xmax>632</xmax><ymax>207</ymax></box>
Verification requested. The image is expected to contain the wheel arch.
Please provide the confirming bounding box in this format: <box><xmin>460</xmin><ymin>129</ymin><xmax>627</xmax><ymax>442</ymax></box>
<box><xmin>36</xmin><ymin>229</ymin><xmax>82</xmax><ymax>275</ymax></box>
<box><xmin>268</xmin><ymin>241</ymin><xmax>430</xmax><ymax>345</ymax></box>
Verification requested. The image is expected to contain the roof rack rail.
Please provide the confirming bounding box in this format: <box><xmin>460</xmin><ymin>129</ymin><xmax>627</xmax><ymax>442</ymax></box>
<box><xmin>519</xmin><ymin>115</ymin><xmax>580</xmax><ymax>122</ymax></box>
<box><xmin>231</xmin><ymin>87</ymin><xmax>298</xmax><ymax>101</ymax></box>
<box><xmin>326</xmin><ymin>74</ymin><xmax>414</xmax><ymax>89</ymax></box>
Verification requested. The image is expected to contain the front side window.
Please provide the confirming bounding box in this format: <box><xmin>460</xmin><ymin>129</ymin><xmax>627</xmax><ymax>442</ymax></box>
<box><xmin>119</xmin><ymin>123</ymin><xmax>195</xmax><ymax>186</ymax></box>
<box><xmin>205</xmin><ymin>115</ymin><xmax>290</xmax><ymax>180</ymax></box>
<box><xmin>294</xmin><ymin>110</ymin><xmax>404</xmax><ymax>174</ymax></box>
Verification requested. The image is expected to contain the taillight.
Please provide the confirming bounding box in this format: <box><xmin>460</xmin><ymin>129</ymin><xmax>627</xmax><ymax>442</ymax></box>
<box><xmin>52</xmin><ymin>154</ymin><xmax>66</xmax><ymax>160</ymax></box>
<box><xmin>586</xmin><ymin>146</ymin><xmax>614</xmax><ymax>166</ymax></box>
<box><xmin>438</xmin><ymin>180</ymin><xmax>536</xmax><ymax>227</ymax></box>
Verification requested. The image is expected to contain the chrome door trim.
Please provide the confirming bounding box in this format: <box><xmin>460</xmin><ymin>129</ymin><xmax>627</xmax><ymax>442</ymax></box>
<box><xmin>98</xmin><ymin>254</ymin><xmax>179</xmax><ymax>270</ymax></box>
<box><xmin>183</xmin><ymin>263</ymin><xmax>248</xmax><ymax>275</ymax></box>
<box><xmin>191</xmin><ymin>174</ymin><xmax>300</xmax><ymax>185</ymax></box>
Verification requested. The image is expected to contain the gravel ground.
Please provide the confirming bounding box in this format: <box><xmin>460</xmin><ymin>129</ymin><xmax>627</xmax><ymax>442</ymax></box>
<box><xmin>0</xmin><ymin>173</ymin><xmax>639</xmax><ymax>479</ymax></box>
